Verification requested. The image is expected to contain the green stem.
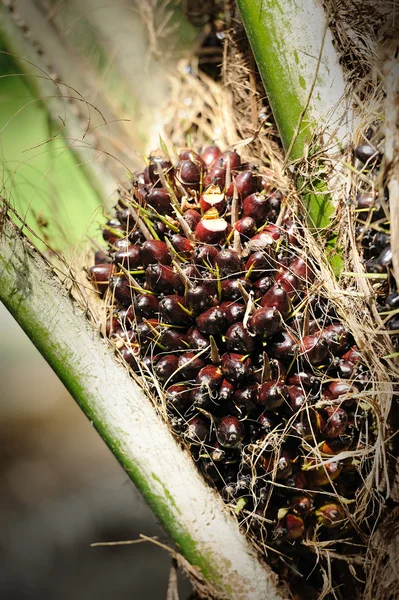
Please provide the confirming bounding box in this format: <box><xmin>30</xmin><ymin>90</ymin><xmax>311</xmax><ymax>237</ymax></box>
<box><xmin>237</xmin><ymin>0</ymin><xmax>354</xmax><ymax>246</ymax></box>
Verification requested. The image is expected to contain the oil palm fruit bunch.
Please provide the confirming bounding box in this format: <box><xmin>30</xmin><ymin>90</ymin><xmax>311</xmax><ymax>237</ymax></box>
<box><xmin>89</xmin><ymin>145</ymin><xmax>371</xmax><ymax>576</ymax></box>
<box><xmin>353</xmin><ymin>142</ymin><xmax>398</xmax><ymax>344</ymax></box>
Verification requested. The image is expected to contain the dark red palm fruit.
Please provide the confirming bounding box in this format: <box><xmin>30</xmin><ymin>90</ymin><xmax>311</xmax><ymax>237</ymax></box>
<box><xmin>176</xmin><ymin>159</ymin><xmax>203</xmax><ymax>189</ymax></box>
<box><xmin>199</xmin><ymin>185</ymin><xmax>226</xmax><ymax>214</ymax></box>
<box><xmin>288</xmin><ymin>256</ymin><xmax>315</xmax><ymax>285</ymax></box>
<box><xmin>133</xmin><ymin>293</ymin><xmax>159</xmax><ymax>319</ymax></box>
<box><xmin>153</xmin><ymin>220</ymin><xmax>166</xmax><ymax>240</ymax></box>
<box><xmin>288</xmin><ymin>371</ymin><xmax>313</xmax><ymax>387</ymax></box>
<box><xmin>89</xmin><ymin>264</ymin><xmax>114</xmax><ymax>288</ymax></box>
<box><xmin>284</xmin><ymin>219</ymin><xmax>301</xmax><ymax>246</ymax></box>
<box><xmin>248</xmin><ymin>307</ymin><xmax>282</xmax><ymax>338</ymax></box>
<box><xmin>247</xmin><ymin>231</ymin><xmax>276</xmax><ymax>253</ymax></box>
<box><xmin>109</xmin><ymin>276</ymin><xmax>133</xmax><ymax>306</ymax></box>
<box><xmin>181</xmin><ymin>263</ymin><xmax>201</xmax><ymax>282</ymax></box>
<box><xmin>234</xmin><ymin>385</ymin><xmax>258</xmax><ymax>414</ymax></box>
<box><xmin>269</xmin><ymin>191</ymin><xmax>282</xmax><ymax>214</ymax></box>
<box><xmin>257</xmin><ymin>380</ymin><xmax>288</xmax><ymax>410</ymax></box>
<box><xmin>242</xmin><ymin>193</ymin><xmax>272</xmax><ymax>225</ymax></box>
<box><xmin>290</xmin><ymin>413</ymin><xmax>317</xmax><ymax>442</ymax></box>
<box><xmin>146</xmin><ymin>188</ymin><xmax>173</xmax><ymax>215</ymax></box>
<box><xmin>355</xmin><ymin>192</ymin><xmax>375</xmax><ymax>211</ymax></box>
<box><xmin>182</xmin><ymin>209</ymin><xmax>202</xmax><ymax>232</ymax></box>
<box><xmin>321</xmin><ymin>406</ymin><xmax>348</xmax><ymax>438</ymax></box>
<box><xmin>378</xmin><ymin>245</ymin><xmax>393</xmax><ymax>267</ymax></box>
<box><xmin>113</xmin><ymin>245</ymin><xmax>142</xmax><ymax>268</ymax></box>
<box><xmin>308</xmin><ymin>459</ymin><xmax>343</xmax><ymax>487</ymax></box>
<box><xmin>252</xmin><ymin>276</ymin><xmax>273</xmax><ymax>298</ymax></box>
<box><xmin>280</xmin><ymin>470</ymin><xmax>307</xmax><ymax>496</ymax></box>
<box><xmin>225</xmin><ymin>322</ymin><xmax>256</xmax><ymax>353</ymax></box>
<box><xmin>192</xmin><ymin>244</ymin><xmax>218</xmax><ymax>266</ymax></box>
<box><xmin>136</xmin><ymin>319</ymin><xmax>160</xmax><ymax>345</ymax></box>
<box><xmin>196</xmin><ymin>306</ymin><xmax>228</xmax><ymax>336</ymax></box>
<box><xmin>269</xmin><ymin>359</ymin><xmax>287</xmax><ymax>383</ymax></box>
<box><xmin>319</xmin><ymin>435</ymin><xmax>353</xmax><ymax>455</ymax></box>
<box><xmin>386</xmin><ymin>290</ymin><xmax>399</xmax><ymax>309</ymax></box>
<box><xmin>245</xmin><ymin>251</ymin><xmax>274</xmax><ymax>280</ymax></box>
<box><xmin>335</xmin><ymin>359</ymin><xmax>355</xmax><ymax>379</ymax></box>
<box><xmin>190</xmin><ymin>387</ymin><xmax>213</xmax><ymax>409</ymax></box>
<box><xmin>203</xmin><ymin>164</ymin><xmax>226</xmax><ymax>189</ymax></box>
<box><xmin>328</xmin><ymin>380</ymin><xmax>358</xmax><ymax>401</ymax></box>
<box><xmin>221</xmin><ymin>278</ymin><xmax>252</xmax><ymax>301</ymax></box>
<box><xmin>258</xmin><ymin>411</ymin><xmax>275</xmax><ymax>432</ymax></box>
<box><xmin>219</xmin><ymin>301</ymin><xmax>246</xmax><ymax>325</ymax></box>
<box><xmin>140</xmin><ymin>240</ymin><xmax>171</xmax><ymax>266</ymax></box>
<box><xmin>263</xmin><ymin>224</ymin><xmax>282</xmax><ymax>240</ymax></box>
<box><xmin>178</xmin><ymin>352</ymin><xmax>207</xmax><ymax>380</ymax></box>
<box><xmin>129</xmin><ymin>228</ymin><xmax>146</xmax><ymax>245</ymax></box>
<box><xmin>269</xmin><ymin>331</ymin><xmax>297</xmax><ymax>362</ymax></box>
<box><xmin>140</xmin><ymin>167</ymin><xmax>150</xmax><ymax>185</ymax></box>
<box><xmin>262</xmin><ymin>451</ymin><xmax>293</xmax><ymax>480</ymax></box>
<box><xmin>234</xmin><ymin>217</ymin><xmax>257</xmax><ymax>240</ymax></box>
<box><xmin>214</xmin><ymin>249</ymin><xmax>244</xmax><ymax>277</ymax></box>
<box><xmin>179</xmin><ymin>149</ymin><xmax>206</xmax><ymax>170</ymax></box>
<box><xmin>218</xmin><ymin>378</ymin><xmax>235</xmax><ymax>402</ymax></box>
<box><xmin>216</xmin><ymin>415</ymin><xmax>245</xmax><ymax>448</ymax></box>
<box><xmin>170</xmin><ymin>234</ymin><xmax>194</xmax><ymax>259</ymax></box>
<box><xmin>95</xmin><ymin>249</ymin><xmax>112</xmax><ymax>264</ymax></box>
<box><xmin>341</xmin><ymin>346</ymin><xmax>362</xmax><ymax>364</ymax></box>
<box><xmin>261</xmin><ymin>284</ymin><xmax>291</xmax><ymax>318</ymax></box>
<box><xmin>148</xmin><ymin>157</ymin><xmax>174</xmax><ymax>187</ymax></box>
<box><xmin>322</xmin><ymin>323</ymin><xmax>349</xmax><ymax>355</ymax></box>
<box><xmin>165</xmin><ymin>384</ymin><xmax>193</xmax><ymax>414</ymax></box>
<box><xmin>290</xmin><ymin>495</ymin><xmax>313</xmax><ymax>518</ymax></box>
<box><xmin>187</xmin><ymin>327</ymin><xmax>209</xmax><ymax>350</ymax></box>
<box><xmin>102</xmin><ymin>218</ymin><xmax>124</xmax><ymax>244</ymax></box>
<box><xmin>161</xmin><ymin>329</ymin><xmax>190</xmax><ymax>351</ymax></box>
<box><xmin>201</xmin><ymin>145</ymin><xmax>222</xmax><ymax>167</ymax></box>
<box><xmin>145</xmin><ymin>264</ymin><xmax>184</xmax><ymax>294</ymax></box>
<box><xmin>185</xmin><ymin>285</ymin><xmax>213</xmax><ymax>315</ymax></box>
<box><xmin>365</xmin><ymin>259</ymin><xmax>385</xmax><ymax>274</ymax></box>
<box><xmin>219</xmin><ymin>150</ymin><xmax>241</xmax><ymax>170</ymax></box>
<box><xmin>355</xmin><ymin>143</ymin><xmax>379</xmax><ymax>164</ymax></box>
<box><xmin>154</xmin><ymin>355</ymin><xmax>179</xmax><ymax>383</ymax></box>
<box><xmin>287</xmin><ymin>385</ymin><xmax>307</xmax><ymax>411</ymax></box>
<box><xmin>114</xmin><ymin>238</ymin><xmax>134</xmax><ymax>251</ymax></box>
<box><xmin>196</xmin><ymin>365</ymin><xmax>223</xmax><ymax>395</ymax></box>
<box><xmin>221</xmin><ymin>353</ymin><xmax>253</xmax><ymax>384</ymax></box>
<box><xmin>119</xmin><ymin>345</ymin><xmax>140</xmax><ymax>370</ymax></box>
<box><xmin>315</xmin><ymin>503</ymin><xmax>346</xmax><ymax>528</ymax></box>
<box><xmin>195</xmin><ymin>217</ymin><xmax>228</xmax><ymax>244</ymax></box>
<box><xmin>227</xmin><ymin>170</ymin><xmax>258</xmax><ymax>199</ymax></box>
<box><xmin>184</xmin><ymin>416</ymin><xmax>209</xmax><ymax>445</ymax></box>
<box><xmin>285</xmin><ymin>514</ymin><xmax>305</xmax><ymax>541</ymax></box>
<box><xmin>106</xmin><ymin>316</ymin><xmax>120</xmax><ymax>337</ymax></box>
<box><xmin>159</xmin><ymin>295</ymin><xmax>193</xmax><ymax>326</ymax></box>
<box><xmin>300</xmin><ymin>334</ymin><xmax>329</xmax><ymax>365</ymax></box>
<box><xmin>275</xmin><ymin>270</ymin><xmax>300</xmax><ymax>298</ymax></box>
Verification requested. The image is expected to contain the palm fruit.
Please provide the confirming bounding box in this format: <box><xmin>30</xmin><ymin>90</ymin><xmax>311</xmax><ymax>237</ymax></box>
<box><xmin>352</xmin><ymin>142</ymin><xmax>398</xmax><ymax>347</ymax></box>
<box><xmin>88</xmin><ymin>144</ymin><xmax>371</xmax><ymax>564</ymax></box>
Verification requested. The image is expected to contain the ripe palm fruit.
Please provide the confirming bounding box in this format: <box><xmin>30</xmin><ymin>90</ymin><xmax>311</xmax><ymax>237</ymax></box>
<box><xmin>89</xmin><ymin>144</ymin><xmax>370</xmax><ymax>565</ymax></box>
<box><xmin>315</xmin><ymin>502</ymin><xmax>345</xmax><ymax>528</ymax></box>
<box><xmin>216</xmin><ymin>415</ymin><xmax>246</xmax><ymax>448</ymax></box>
